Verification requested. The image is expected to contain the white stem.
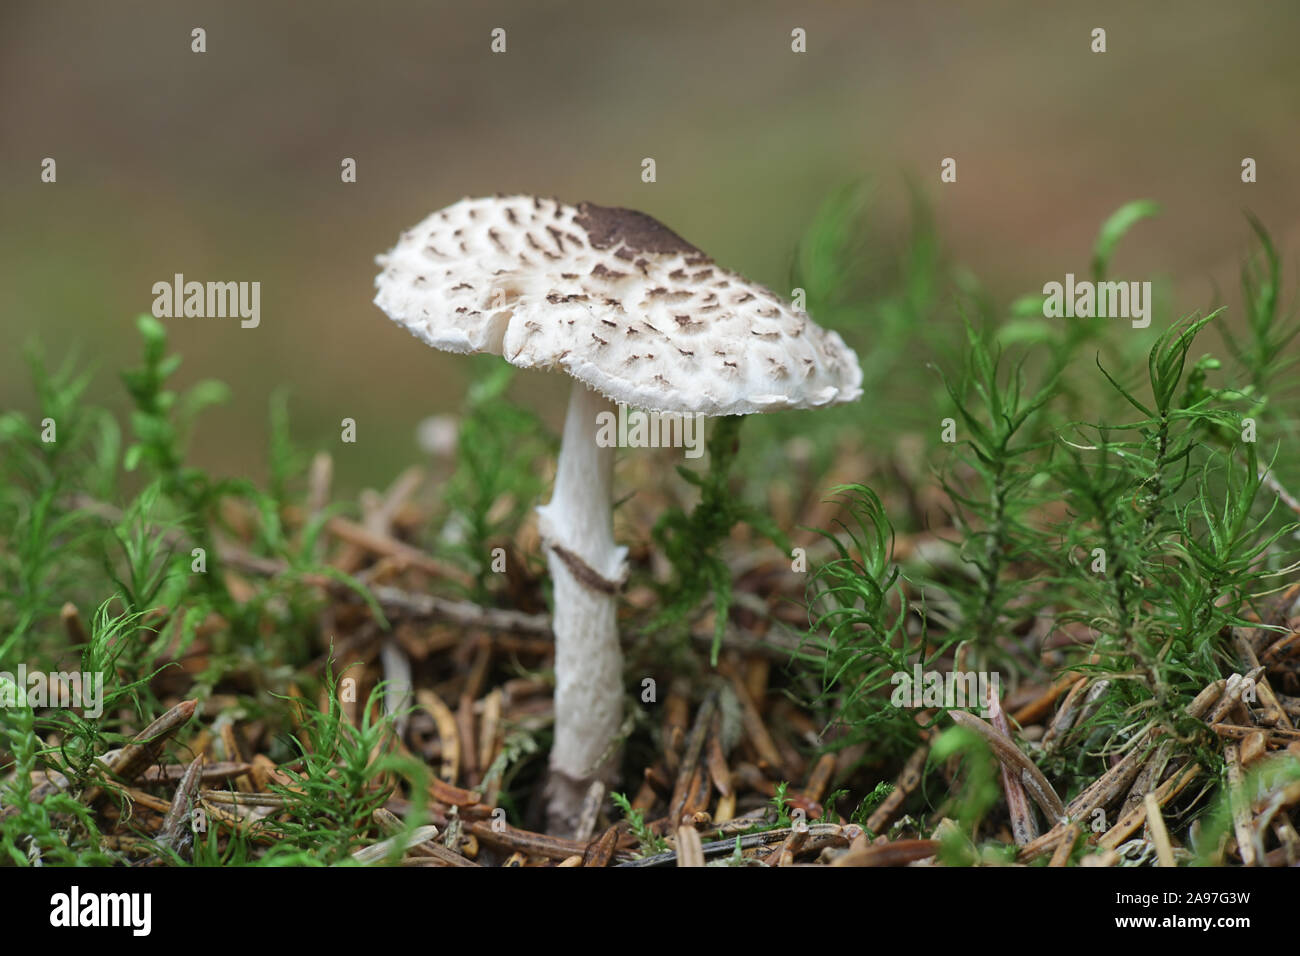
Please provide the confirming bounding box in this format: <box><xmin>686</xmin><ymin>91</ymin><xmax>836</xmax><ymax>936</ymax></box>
<box><xmin>536</xmin><ymin>381</ymin><xmax>627</xmax><ymax>833</ymax></box>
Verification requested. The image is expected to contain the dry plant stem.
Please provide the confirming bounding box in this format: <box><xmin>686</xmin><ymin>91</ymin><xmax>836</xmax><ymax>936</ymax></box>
<box><xmin>802</xmin><ymin>753</ymin><xmax>835</xmax><ymax>804</ymax></box>
<box><xmin>306</xmin><ymin>451</ymin><xmax>332</xmax><ymax>522</ymax></box>
<box><xmin>1212</xmin><ymin>724</ymin><xmax>1300</xmax><ymax>742</ymax></box>
<box><xmin>1233</xmin><ymin>629</ymin><xmax>1294</xmax><ymax>729</ymax></box>
<box><xmin>538</xmin><ymin>382</ymin><xmax>628</xmax><ymax>835</ymax></box>
<box><xmin>157</xmin><ymin>755</ymin><xmax>204</xmax><ymax>854</ymax></box>
<box><xmin>427</xmin><ymin>777</ymin><xmax>484</xmax><ymax>809</ymax></box>
<box><xmin>469</xmin><ymin>820</ymin><xmax>591</xmax><ymax>862</ymax></box>
<box><xmin>990</xmin><ymin>687</ymin><xmax>1038</xmax><ymax>844</ymax></box>
<box><xmin>582</xmin><ymin>826</ymin><xmax>620</xmax><ymax>867</ymax></box>
<box><xmin>140</xmin><ymin>761</ymin><xmax>251</xmax><ymax>784</ymax></box>
<box><xmin>1144</xmin><ymin>793</ymin><xmax>1176</xmax><ymax>867</ymax></box>
<box><xmin>456</xmin><ymin>694</ymin><xmax>478</xmax><ymax>783</ymax></box>
<box><xmin>60</xmin><ymin>602</ymin><xmax>88</xmax><ymax>645</ymax></box>
<box><xmin>676</xmin><ymin>825</ymin><xmax>705</xmax><ymax>867</ymax></box>
<box><xmin>1255</xmin><ymin>782</ymin><xmax>1300</xmax><ymax>863</ymax></box>
<box><xmin>351</xmin><ymin>825</ymin><xmax>441</xmax><ymax>864</ymax></box>
<box><xmin>1259</xmin><ymin>466</ymin><xmax>1300</xmax><ymax>518</ymax></box>
<box><xmin>479</xmin><ymin>689</ymin><xmax>503</xmax><ymax>779</ymax></box>
<box><xmin>830</xmin><ymin>839</ymin><xmax>939</xmax><ymax>868</ymax></box>
<box><xmin>728</xmin><ymin>674</ymin><xmax>783</xmax><ymax>773</ymax></box>
<box><xmin>102</xmin><ymin>788</ymin><xmax>170</xmax><ymax>815</ymax></box>
<box><xmin>1019</xmin><ymin>679</ymin><xmax>1225</xmax><ymax>862</ymax></box>
<box><xmin>669</xmin><ymin>694</ymin><xmax>716</xmax><ymax>825</ymax></box>
<box><xmin>947</xmin><ymin>710</ymin><xmax>1066</xmax><ymax>823</ymax></box>
<box><xmin>417</xmin><ymin>689</ymin><xmax>459</xmax><ymax>782</ymax></box>
<box><xmin>1121</xmin><ymin>740</ymin><xmax>1172</xmax><ymax>817</ymax></box>
<box><xmin>326</xmin><ymin>514</ymin><xmax>471</xmax><ymax>585</ymax></box>
<box><xmin>706</xmin><ymin>713</ymin><xmax>733</xmax><ymax>797</ymax></box>
<box><xmin>201</xmin><ymin>791</ymin><xmax>290</xmax><ymax>807</ymax></box>
<box><xmin>1224</xmin><ymin>743</ymin><xmax>1256</xmax><ymax>866</ymax></box>
<box><xmin>380</xmin><ymin>637</ymin><xmax>412</xmax><ymax>740</ymax></box>
<box><xmin>1041</xmin><ymin>677</ymin><xmax>1091</xmax><ymax>753</ymax></box>
<box><xmin>81</xmin><ymin>699</ymin><xmax>198</xmax><ymax>808</ymax></box>
<box><xmin>1048</xmin><ymin>824</ymin><xmax>1080</xmax><ymax>867</ymax></box>
<box><xmin>619</xmin><ymin>823</ymin><xmax>856</xmax><ymax>867</ymax></box>
<box><xmin>374</xmin><ymin>808</ymin><xmax>479</xmax><ymax>867</ymax></box>
<box><xmin>866</xmin><ymin>741</ymin><xmax>929</xmax><ymax>835</ymax></box>
<box><xmin>1012</xmin><ymin>672</ymin><xmax>1085</xmax><ymax>726</ymax></box>
<box><xmin>396</xmin><ymin>840</ymin><xmax>479</xmax><ymax>867</ymax></box>
<box><xmin>1099</xmin><ymin>763</ymin><xmax>1201</xmax><ymax>851</ymax></box>
<box><xmin>763</xmin><ymin>825</ymin><xmax>809</xmax><ymax>866</ymax></box>
<box><xmin>370</xmin><ymin>585</ymin><xmax>550</xmax><ymax>633</ymax></box>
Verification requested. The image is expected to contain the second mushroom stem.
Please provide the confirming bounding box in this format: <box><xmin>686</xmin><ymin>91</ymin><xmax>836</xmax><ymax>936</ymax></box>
<box><xmin>536</xmin><ymin>380</ymin><xmax>628</xmax><ymax>834</ymax></box>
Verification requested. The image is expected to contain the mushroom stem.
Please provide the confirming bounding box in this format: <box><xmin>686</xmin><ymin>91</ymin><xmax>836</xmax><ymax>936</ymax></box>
<box><xmin>536</xmin><ymin>380</ymin><xmax>627</xmax><ymax>835</ymax></box>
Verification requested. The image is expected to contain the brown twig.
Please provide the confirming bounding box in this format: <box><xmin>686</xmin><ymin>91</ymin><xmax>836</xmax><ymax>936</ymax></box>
<box><xmin>82</xmin><ymin>699</ymin><xmax>198</xmax><ymax>807</ymax></box>
<box><xmin>948</xmin><ymin>710</ymin><xmax>1066</xmax><ymax>823</ymax></box>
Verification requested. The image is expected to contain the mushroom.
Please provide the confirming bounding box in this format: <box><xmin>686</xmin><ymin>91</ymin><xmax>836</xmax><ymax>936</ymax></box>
<box><xmin>373</xmin><ymin>195</ymin><xmax>863</xmax><ymax>834</ymax></box>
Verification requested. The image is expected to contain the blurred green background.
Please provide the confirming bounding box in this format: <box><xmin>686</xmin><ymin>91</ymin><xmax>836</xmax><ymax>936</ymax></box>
<box><xmin>2</xmin><ymin>0</ymin><xmax>1298</xmax><ymax>492</ymax></box>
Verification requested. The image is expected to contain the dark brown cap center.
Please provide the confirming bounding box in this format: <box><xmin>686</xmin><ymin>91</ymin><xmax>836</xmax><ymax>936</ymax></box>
<box><xmin>574</xmin><ymin>202</ymin><xmax>706</xmax><ymax>257</ymax></box>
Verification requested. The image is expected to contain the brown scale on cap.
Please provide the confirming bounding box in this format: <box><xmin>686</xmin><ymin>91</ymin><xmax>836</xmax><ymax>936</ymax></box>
<box><xmin>574</xmin><ymin>202</ymin><xmax>706</xmax><ymax>258</ymax></box>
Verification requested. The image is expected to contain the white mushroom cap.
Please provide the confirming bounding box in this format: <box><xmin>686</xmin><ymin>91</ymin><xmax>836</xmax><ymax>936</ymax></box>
<box><xmin>374</xmin><ymin>196</ymin><xmax>863</xmax><ymax>416</ymax></box>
